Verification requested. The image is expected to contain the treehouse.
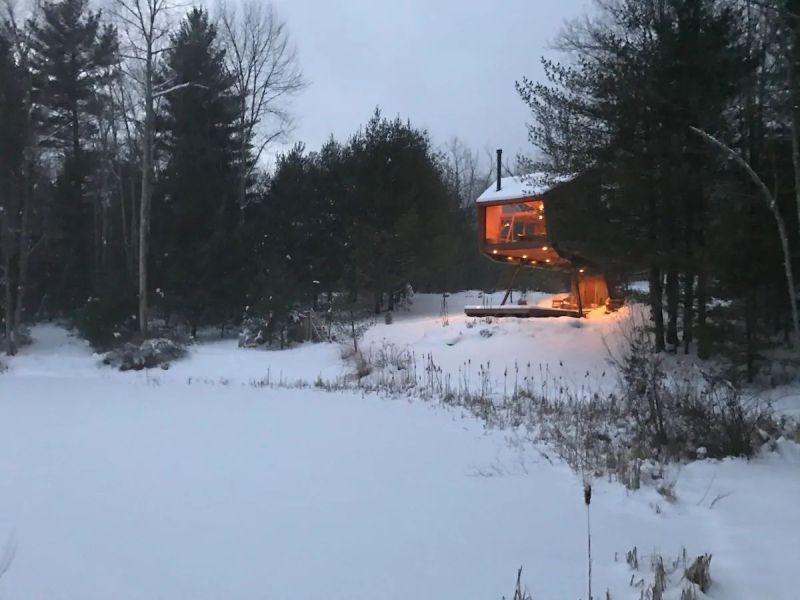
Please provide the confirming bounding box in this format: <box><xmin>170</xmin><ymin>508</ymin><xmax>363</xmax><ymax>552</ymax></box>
<box><xmin>466</xmin><ymin>159</ymin><xmax>625</xmax><ymax>318</ymax></box>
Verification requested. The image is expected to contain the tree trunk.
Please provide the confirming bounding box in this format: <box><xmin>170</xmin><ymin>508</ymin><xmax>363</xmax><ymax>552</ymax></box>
<box><xmin>2</xmin><ymin>212</ymin><xmax>15</xmax><ymax>356</ymax></box>
<box><xmin>696</xmin><ymin>269</ymin><xmax>709</xmax><ymax>359</ymax></box>
<box><xmin>649</xmin><ymin>265</ymin><xmax>665</xmax><ymax>352</ymax></box>
<box><xmin>12</xmin><ymin>171</ymin><xmax>32</xmax><ymax>352</ymax></box>
<box><xmin>682</xmin><ymin>272</ymin><xmax>694</xmax><ymax>354</ymax></box>
<box><xmin>139</xmin><ymin>50</ymin><xmax>154</xmax><ymax>339</ymax></box>
<box><xmin>744</xmin><ymin>290</ymin><xmax>757</xmax><ymax>383</ymax></box>
<box><xmin>130</xmin><ymin>174</ymin><xmax>138</xmax><ymax>278</ymax></box>
<box><xmin>665</xmin><ymin>269</ymin><xmax>680</xmax><ymax>351</ymax></box>
<box><xmin>118</xmin><ymin>173</ymin><xmax>130</xmax><ymax>274</ymax></box>
<box><xmin>788</xmin><ymin>43</ymin><xmax>800</xmax><ymax>242</ymax></box>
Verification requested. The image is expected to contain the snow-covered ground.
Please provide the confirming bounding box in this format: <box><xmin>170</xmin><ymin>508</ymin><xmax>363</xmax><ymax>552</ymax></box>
<box><xmin>360</xmin><ymin>291</ymin><xmax>627</xmax><ymax>395</ymax></box>
<box><xmin>0</xmin><ymin>296</ymin><xmax>798</xmax><ymax>599</ymax></box>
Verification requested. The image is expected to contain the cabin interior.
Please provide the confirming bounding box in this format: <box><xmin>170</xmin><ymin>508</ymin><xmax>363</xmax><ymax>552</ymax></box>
<box><xmin>478</xmin><ymin>195</ymin><xmax>611</xmax><ymax>311</ymax></box>
<box><xmin>481</xmin><ymin>199</ymin><xmax>568</xmax><ymax>267</ymax></box>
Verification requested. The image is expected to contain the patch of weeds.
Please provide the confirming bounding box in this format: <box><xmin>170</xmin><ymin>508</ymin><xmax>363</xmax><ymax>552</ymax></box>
<box><xmin>622</xmin><ymin>547</ymin><xmax>710</xmax><ymax>600</ymax></box>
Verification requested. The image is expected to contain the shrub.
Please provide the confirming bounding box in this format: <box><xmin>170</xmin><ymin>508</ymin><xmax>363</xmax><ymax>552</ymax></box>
<box><xmin>73</xmin><ymin>285</ymin><xmax>137</xmax><ymax>350</ymax></box>
<box><xmin>606</xmin><ymin>315</ymin><xmax>776</xmax><ymax>461</ymax></box>
<box><xmin>238</xmin><ymin>315</ymin><xmax>269</xmax><ymax>348</ymax></box>
<box><xmin>103</xmin><ymin>338</ymin><xmax>187</xmax><ymax>371</ymax></box>
<box><xmin>0</xmin><ymin>323</ymin><xmax>32</xmax><ymax>356</ymax></box>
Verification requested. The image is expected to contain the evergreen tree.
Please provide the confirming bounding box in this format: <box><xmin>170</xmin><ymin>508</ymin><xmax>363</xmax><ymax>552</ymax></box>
<box><xmin>28</xmin><ymin>0</ymin><xmax>118</xmax><ymax>309</ymax></box>
<box><xmin>156</xmin><ymin>8</ymin><xmax>241</xmax><ymax>334</ymax></box>
<box><xmin>518</xmin><ymin>0</ymin><xmax>747</xmax><ymax>354</ymax></box>
<box><xmin>0</xmin><ymin>27</ymin><xmax>29</xmax><ymax>354</ymax></box>
<box><xmin>345</xmin><ymin>110</ymin><xmax>454</xmax><ymax>311</ymax></box>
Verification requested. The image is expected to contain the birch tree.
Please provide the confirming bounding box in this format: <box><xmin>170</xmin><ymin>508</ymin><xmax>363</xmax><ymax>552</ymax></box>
<box><xmin>690</xmin><ymin>126</ymin><xmax>800</xmax><ymax>347</ymax></box>
<box><xmin>112</xmin><ymin>0</ymin><xmax>173</xmax><ymax>337</ymax></box>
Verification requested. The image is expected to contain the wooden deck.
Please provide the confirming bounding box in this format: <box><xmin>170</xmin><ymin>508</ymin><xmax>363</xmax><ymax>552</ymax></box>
<box><xmin>463</xmin><ymin>305</ymin><xmax>584</xmax><ymax>319</ymax></box>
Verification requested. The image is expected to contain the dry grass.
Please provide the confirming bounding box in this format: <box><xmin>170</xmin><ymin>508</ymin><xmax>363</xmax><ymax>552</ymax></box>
<box><xmin>621</xmin><ymin>547</ymin><xmax>710</xmax><ymax>600</ymax></box>
<box><xmin>685</xmin><ymin>554</ymin><xmax>712</xmax><ymax>592</ymax></box>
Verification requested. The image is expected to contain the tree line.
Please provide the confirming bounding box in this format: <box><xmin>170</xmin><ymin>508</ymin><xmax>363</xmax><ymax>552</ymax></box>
<box><xmin>7</xmin><ymin>0</ymin><xmax>791</xmax><ymax>380</ymax></box>
<box><xmin>519</xmin><ymin>0</ymin><xmax>800</xmax><ymax>379</ymax></box>
<box><xmin>0</xmin><ymin>0</ymin><xmax>511</xmax><ymax>353</ymax></box>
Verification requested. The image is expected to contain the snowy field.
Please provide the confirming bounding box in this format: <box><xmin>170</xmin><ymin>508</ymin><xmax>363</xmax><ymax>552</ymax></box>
<box><xmin>0</xmin><ymin>294</ymin><xmax>798</xmax><ymax>599</ymax></box>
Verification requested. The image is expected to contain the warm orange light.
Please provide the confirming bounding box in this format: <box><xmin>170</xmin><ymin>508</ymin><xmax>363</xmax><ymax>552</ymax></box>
<box><xmin>579</xmin><ymin>268</ymin><xmax>585</xmax><ymax>273</ymax></box>
<box><xmin>507</xmin><ymin>257</ymin><xmax>514</xmax><ymax>261</ymax></box>
<box><xmin>531</xmin><ymin>260</ymin><xmax>537</xmax><ymax>265</ymax></box>
<box><xmin>545</xmin><ymin>259</ymin><xmax>551</xmax><ymax>263</ymax></box>
<box><xmin>522</xmin><ymin>255</ymin><xmax>528</xmax><ymax>259</ymax></box>
<box><xmin>538</xmin><ymin>215</ymin><xmax>544</xmax><ymax>220</ymax></box>
<box><xmin>542</xmin><ymin>246</ymin><xmax>549</xmax><ymax>251</ymax></box>
<box><xmin>492</xmin><ymin>249</ymin><xmax>498</xmax><ymax>255</ymax></box>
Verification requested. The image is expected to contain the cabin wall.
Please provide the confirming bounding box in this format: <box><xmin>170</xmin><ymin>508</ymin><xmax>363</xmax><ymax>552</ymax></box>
<box><xmin>543</xmin><ymin>171</ymin><xmax>647</xmax><ymax>272</ymax></box>
<box><xmin>572</xmin><ymin>273</ymin><xmax>609</xmax><ymax>308</ymax></box>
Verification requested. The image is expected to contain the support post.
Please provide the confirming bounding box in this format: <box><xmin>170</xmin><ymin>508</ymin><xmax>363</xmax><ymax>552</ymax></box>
<box><xmin>501</xmin><ymin>261</ymin><xmax>523</xmax><ymax>306</ymax></box>
<box><xmin>574</xmin><ymin>269</ymin><xmax>585</xmax><ymax>317</ymax></box>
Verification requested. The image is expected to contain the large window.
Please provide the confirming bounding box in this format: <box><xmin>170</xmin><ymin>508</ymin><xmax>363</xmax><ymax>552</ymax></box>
<box><xmin>484</xmin><ymin>200</ymin><xmax>545</xmax><ymax>245</ymax></box>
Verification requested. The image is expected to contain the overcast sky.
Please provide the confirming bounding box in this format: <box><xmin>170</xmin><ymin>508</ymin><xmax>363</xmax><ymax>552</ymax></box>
<box><xmin>270</xmin><ymin>0</ymin><xmax>590</xmax><ymax>162</ymax></box>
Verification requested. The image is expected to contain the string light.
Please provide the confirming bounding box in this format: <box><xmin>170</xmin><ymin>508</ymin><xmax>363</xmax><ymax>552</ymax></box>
<box><xmin>579</xmin><ymin>268</ymin><xmax>585</xmax><ymax>273</ymax></box>
<box><xmin>542</xmin><ymin>246</ymin><xmax>549</xmax><ymax>251</ymax></box>
<box><xmin>492</xmin><ymin>249</ymin><xmax>498</xmax><ymax>255</ymax></box>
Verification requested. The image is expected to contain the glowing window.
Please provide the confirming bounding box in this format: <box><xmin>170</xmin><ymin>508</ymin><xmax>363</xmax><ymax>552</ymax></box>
<box><xmin>484</xmin><ymin>201</ymin><xmax>545</xmax><ymax>245</ymax></box>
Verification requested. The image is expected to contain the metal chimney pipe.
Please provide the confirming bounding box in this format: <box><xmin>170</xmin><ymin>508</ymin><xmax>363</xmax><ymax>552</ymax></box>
<box><xmin>496</xmin><ymin>149</ymin><xmax>502</xmax><ymax>191</ymax></box>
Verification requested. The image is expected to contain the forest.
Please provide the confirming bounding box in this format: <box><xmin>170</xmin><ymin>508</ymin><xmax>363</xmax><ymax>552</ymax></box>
<box><xmin>0</xmin><ymin>0</ymin><xmax>506</xmax><ymax>351</ymax></box>
<box><xmin>1</xmin><ymin>0</ymin><xmax>800</xmax><ymax>381</ymax></box>
<box><xmin>517</xmin><ymin>0</ymin><xmax>800</xmax><ymax>379</ymax></box>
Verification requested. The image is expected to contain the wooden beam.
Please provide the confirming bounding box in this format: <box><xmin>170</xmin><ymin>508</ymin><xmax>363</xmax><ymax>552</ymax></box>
<box><xmin>500</xmin><ymin>262</ymin><xmax>524</xmax><ymax>306</ymax></box>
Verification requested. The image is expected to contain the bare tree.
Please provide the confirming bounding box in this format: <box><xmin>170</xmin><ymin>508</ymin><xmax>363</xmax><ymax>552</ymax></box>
<box><xmin>217</xmin><ymin>0</ymin><xmax>305</xmax><ymax>211</ymax></box>
<box><xmin>107</xmin><ymin>69</ymin><xmax>139</xmax><ymax>277</ymax></box>
<box><xmin>112</xmin><ymin>0</ymin><xmax>174</xmax><ymax>338</ymax></box>
<box><xmin>441</xmin><ymin>137</ymin><xmax>493</xmax><ymax>207</ymax></box>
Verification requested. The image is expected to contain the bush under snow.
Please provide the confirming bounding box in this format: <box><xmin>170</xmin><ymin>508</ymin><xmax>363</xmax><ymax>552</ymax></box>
<box><xmin>103</xmin><ymin>338</ymin><xmax>187</xmax><ymax>371</ymax></box>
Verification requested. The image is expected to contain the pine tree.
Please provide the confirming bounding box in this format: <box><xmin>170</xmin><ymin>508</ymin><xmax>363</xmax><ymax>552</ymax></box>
<box><xmin>0</xmin><ymin>28</ymin><xmax>30</xmax><ymax>354</ymax></box>
<box><xmin>28</xmin><ymin>0</ymin><xmax>118</xmax><ymax>310</ymax></box>
<box><xmin>157</xmin><ymin>8</ymin><xmax>241</xmax><ymax>334</ymax></box>
<box><xmin>517</xmin><ymin>0</ymin><xmax>746</xmax><ymax>354</ymax></box>
<box><xmin>345</xmin><ymin>110</ymin><xmax>453</xmax><ymax>311</ymax></box>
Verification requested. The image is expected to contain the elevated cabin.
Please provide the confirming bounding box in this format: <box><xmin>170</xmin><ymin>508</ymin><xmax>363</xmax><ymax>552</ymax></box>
<box><xmin>471</xmin><ymin>170</ymin><xmax>619</xmax><ymax>316</ymax></box>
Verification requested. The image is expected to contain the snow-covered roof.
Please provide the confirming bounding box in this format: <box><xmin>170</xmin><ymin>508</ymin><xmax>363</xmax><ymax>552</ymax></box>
<box><xmin>476</xmin><ymin>173</ymin><xmax>567</xmax><ymax>204</ymax></box>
